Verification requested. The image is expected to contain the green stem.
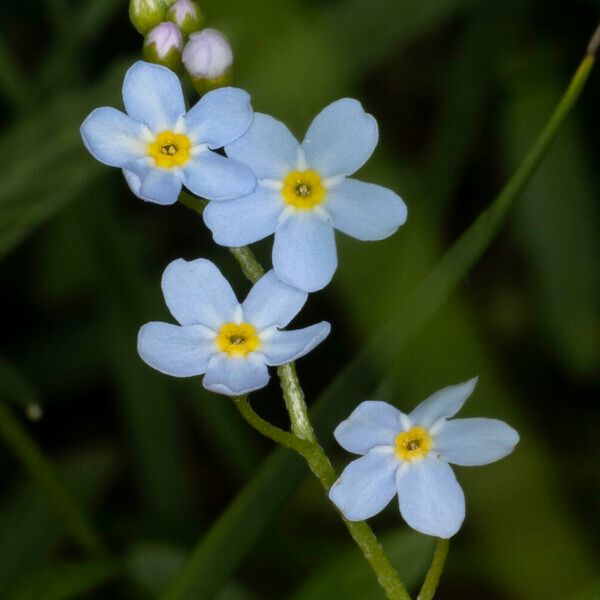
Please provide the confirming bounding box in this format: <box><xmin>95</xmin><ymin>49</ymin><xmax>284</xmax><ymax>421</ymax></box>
<box><xmin>0</xmin><ymin>403</ymin><xmax>107</xmax><ymax>557</ymax></box>
<box><xmin>417</xmin><ymin>539</ymin><xmax>449</xmax><ymax>600</ymax></box>
<box><xmin>277</xmin><ymin>362</ymin><xmax>317</xmax><ymax>442</ymax></box>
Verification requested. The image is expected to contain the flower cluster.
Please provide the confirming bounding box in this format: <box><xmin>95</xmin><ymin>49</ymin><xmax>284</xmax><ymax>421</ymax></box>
<box><xmin>81</xmin><ymin>57</ymin><xmax>518</xmax><ymax>539</ymax></box>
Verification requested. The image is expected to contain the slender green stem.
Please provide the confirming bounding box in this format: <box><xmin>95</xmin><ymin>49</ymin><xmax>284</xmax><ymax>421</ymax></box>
<box><xmin>229</xmin><ymin>247</ymin><xmax>265</xmax><ymax>283</ymax></box>
<box><xmin>0</xmin><ymin>403</ymin><xmax>107</xmax><ymax>557</ymax></box>
<box><xmin>277</xmin><ymin>363</ymin><xmax>317</xmax><ymax>442</ymax></box>
<box><xmin>417</xmin><ymin>539</ymin><xmax>449</xmax><ymax>600</ymax></box>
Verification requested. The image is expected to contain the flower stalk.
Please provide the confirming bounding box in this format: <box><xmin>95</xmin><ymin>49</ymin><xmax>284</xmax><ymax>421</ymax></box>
<box><xmin>418</xmin><ymin>539</ymin><xmax>449</xmax><ymax>600</ymax></box>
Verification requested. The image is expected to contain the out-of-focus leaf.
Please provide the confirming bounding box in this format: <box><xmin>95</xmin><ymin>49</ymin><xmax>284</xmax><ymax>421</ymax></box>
<box><xmin>5</xmin><ymin>559</ymin><xmax>120</xmax><ymax>600</ymax></box>
<box><xmin>0</xmin><ymin>356</ymin><xmax>38</xmax><ymax>409</ymax></box>
<box><xmin>293</xmin><ymin>530</ymin><xmax>433</xmax><ymax>600</ymax></box>
<box><xmin>0</xmin><ymin>446</ymin><xmax>116</xmax><ymax>594</ymax></box>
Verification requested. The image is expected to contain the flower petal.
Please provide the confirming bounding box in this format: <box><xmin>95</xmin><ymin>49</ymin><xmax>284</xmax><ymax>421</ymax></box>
<box><xmin>122</xmin><ymin>61</ymin><xmax>185</xmax><ymax>132</ymax></box>
<box><xmin>137</xmin><ymin>322</ymin><xmax>214</xmax><ymax>377</ymax></box>
<box><xmin>182</xmin><ymin>151</ymin><xmax>256</xmax><ymax>201</ymax></box>
<box><xmin>259</xmin><ymin>322</ymin><xmax>330</xmax><ymax>366</ymax></box>
<box><xmin>137</xmin><ymin>168</ymin><xmax>183</xmax><ymax>205</ymax></box>
<box><xmin>81</xmin><ymin>107</ymin><xmax>146</xmax><ymax>167</ymax></box>
<box><xmin>334</xmin><ymin>401</ymin><xmax>404</xmax><ymax>455</ymax></box>
<box><xmin>435</xmin><ymin>418</ymin><xmax>519</xmax><ymax>466</ymax></box>
<box><xmin>302</xmin><ymin>99</ymin><xmax>378</xmax><ymax>178</ymax></box>
<box><xmin>203</xmin><ymin>186</ymin><xmax>282</xmax><ymax>247</ymax></box>
<box><xmin>273</xmin><ymin>213</ymin><xmax>337</xmax><ymax>292</ymax></box>
<box><xmin>326</xmin><ymin>178</ymin><xmax>407</xmax><ymax>241</ymax></box>
<box><xmin>161</xmin><ymin>258</ymin><xmax>239</xmax><ymax>328</ymax></box>
<box><xmin>328</xmin><ymin>449</ymin><xmax>398</xmax><ymax>521</ymax></box>
<box><xmin>409</xmin><ymin>378</ymin><xmax>478</xmax><ymax>428</ymax></box>
<box><xmin>225</xmin><ymin>113</ymin><xmax>300</xmax><ymax>180</ymax></box>
<box><xmin>396</xmin><ymin>458</ymin><xmax>465</xmax><ymax>538</ymax></box>
<box><xmin>203</xmin><ymin>353</ymin><xmax>269</xmax><ymax>396</ymax></box>
<box><xmin>242</xmin><ymin>270</ymin><xmax>307</xmax><ymax>329</ymax></box>
<box><xmin>184</xmin><ymin>87</ymin><xmax>252</xmax><ymax>148</ymax></box>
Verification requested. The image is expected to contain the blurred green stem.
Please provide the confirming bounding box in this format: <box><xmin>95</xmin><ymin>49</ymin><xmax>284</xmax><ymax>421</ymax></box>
<box><xmin>0</xmin><ymin>403</ymin><xmax>107</xmax><ymax>557</ymax></box>
<box><xmin>418</xmin><ymin>540</ymin><xmax>449</xmax><ymax>600</ymax></box>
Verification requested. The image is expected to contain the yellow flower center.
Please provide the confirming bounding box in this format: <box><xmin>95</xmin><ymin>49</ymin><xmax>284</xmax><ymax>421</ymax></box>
<box><xmin>148</xmin><ymin>131</ymin><xmax>191</xmax><ymax>168</ymax></box>
<box><xmin>394</xmin><ymin>426</ymin><xmax>433</xmax><ymax>461</ymax></box>
<box><xmin>216</xmin><ymin>322</ymin><xmax>260</xmax><ymax>357</ymax></box>
<box><xmin>281</xmin><ymin>169</ymin><xmax>326</xmax><ymax>210</ymax></box>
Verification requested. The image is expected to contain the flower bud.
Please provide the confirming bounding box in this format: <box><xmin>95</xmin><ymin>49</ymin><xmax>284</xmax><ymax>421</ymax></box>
<box><xmin>129</xmin><ymin>0</ymin><xmax>166</xmax><ymax>35</ymax></box>
<box><xmin>143</xmin><ymin>22</ymin><xmax>184</xmax><ymax>71</ymax></box>
<box><xmin>166</xmin><ymin>0</ymin><xmax>204</xmax><ymax>36</ymax></box>
<box><xmin>182</xmin><ymin>28</ymin><xmax>233</xmax><ymax>94</ymax></box>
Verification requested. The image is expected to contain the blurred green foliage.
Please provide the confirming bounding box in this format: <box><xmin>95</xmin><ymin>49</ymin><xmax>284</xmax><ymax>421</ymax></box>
<box><xmin>0</xmin><ymin>0</ymin><xmax>598</xmax><ymax>598</ymax></box>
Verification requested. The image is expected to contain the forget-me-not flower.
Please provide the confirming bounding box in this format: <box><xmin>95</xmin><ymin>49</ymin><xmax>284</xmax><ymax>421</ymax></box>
<box><xmin>138</xmin><ymin>258</ymin><xmax>331</xmax><ymax>396</ymax></box>
<box><xmin>203</xmin><ymin>99</ymin><xmax>408</xmax><ymax>292</ymax></box>
<box><xmin>81</xmin><ymin>61</ymin><xmax>255</xmax><ymax>206</ymax></box>
<box><xmin>328</xmin><ymin>378</ymin><xmax>519</xmax><ymax>538</ymax></box>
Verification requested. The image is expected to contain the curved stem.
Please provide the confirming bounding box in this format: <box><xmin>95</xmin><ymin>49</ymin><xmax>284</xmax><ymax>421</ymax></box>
<box><xmin>277</xmin><ymin>362</ymin><xmax>317</xmax><ymax>442</ymax></box>
<box><xmin>0</xmin><ymin>403</ymin><xmax>107</xmax><ymax>557</ymax></box>
<box><xmin>418</xmin><ymin>539</ymin><xmax>449</xmax><ymax>600</ymax></box>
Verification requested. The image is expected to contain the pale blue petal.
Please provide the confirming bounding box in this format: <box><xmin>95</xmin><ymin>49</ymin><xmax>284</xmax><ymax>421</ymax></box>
<box><xmin>123</xmin><ymin>169</ymin><xmax>151</xmax><ymax>201</ymax></box>
<box><xmin>81</xmin><ymin>107</ymin><xmax>146</xmax><ymax>167</ymax></box>
<box><xmin>409</xmin><ymin>378</ymin><xmax>478</xmax><ymax>428</ymax></box>
<box><xmin>137</xmin><ymin>322</ymin><xmax>214</xmax><ymax>377</ymax></box>
<box><xmin>203</xmin><ymin>353</ymin><xmax>269</xmax><ymax>396</ymax></box>
<box><xmin>242</xmin><ymin>270</ymin><xmax>307</xmax><ymax>330</ymax></box>
<box><xmin>122</xmin><ymin>61</ymin><xmax>185</xmax><ymax>132</ymax></box>
<box><xmin>334</xmin><ymin>401</ymin><xmax>404</xmax><ymax>455</ymax></box>
<box><xmin>302</xmin><ymin>99</ymin><xmax>378</xmax><ymax>178</ymax></box>
<box><xmin>138</xmin><ymin>168</ymin><xmax>183</xmax><ymax>205</ymax></box>
<box><xmin>203</xmin><ymin>187</ymin><xmax>282</xmax><ymax>246</ymax></box>
<box><xmin>182</xmin><ymin>151</ymin><xmax>256</xmax><ymax>201</ymax></box>
<box><xmin>259</xmin><ymin>322</ymin><xmax>330</xmax><ymax>366</ymax></box>
<box><xmin>273</xmin><ymin>213</ymin><xmax>337</xmax><ymax>292</ymax></box>
<box><xmin>161</xmin><ymin>258</ymin><xmax>239</xmax><ymax>328</ymax></box>
<box><xmin>184</xmin><ymin>87</ymin><xmax>252</xmax><ymax>148</ymax></box>
<box><xmin>328</xmin><ymin>449</ymin><xmax>398</xmax><ymax>521</ymax></box>
<box><xmin>436</xmin><ymin>418</ymin><xmax>519</xmax><ymax>466</ymax></box>
<box><xmin>396</xmin><ymin>458</ymin><xmax>465</xmax><ymax>538</ymax></box>
<box><xmin>326</xmin><ymin>179</ymin><xmax>407</xmax><ymax>240</ymax></box>
<box><xmin>225</xmin><ymin>113</ymin><xmax>299</xmax><ymax>180</ymax></box>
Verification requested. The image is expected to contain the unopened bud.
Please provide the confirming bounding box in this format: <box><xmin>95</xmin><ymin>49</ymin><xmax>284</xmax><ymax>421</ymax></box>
<box><xmin>129</xmin><ymin>0</ymin><xmax>166</xmax><ymax>35</ymax></box>
<box><xmin>166</xmin><ymin>0</ymin><xmax>204</xmax><ymax>36</ymax></box>
<box><xmin>143</xmin><ymin>22</ymin><xmax>184</xmax><ymax>71</ymax></box>
<box><xmin>182</xmin><ymin>28</ymin><xmax>233</xmax><ymax>94</ymax></box>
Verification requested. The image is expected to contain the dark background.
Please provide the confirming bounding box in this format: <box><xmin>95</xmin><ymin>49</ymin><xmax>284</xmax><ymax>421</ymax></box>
<box><xmin>0</xmin><ymin>0</ymin><xmax>599</xmax><ymax>598</ymax></box>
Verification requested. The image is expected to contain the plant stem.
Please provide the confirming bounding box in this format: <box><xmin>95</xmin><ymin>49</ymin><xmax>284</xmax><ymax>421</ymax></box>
<box><xmin>417</xmin><ymin>539</ymin><xmax>449</xmax><ymax>600</ymax></box>
<box><xmin>277</xmin><ymin>362</ymin><xmax>317</xmax><ymax>442</ymax></box>
<box><xmin>0</xmin><ymin>403</ymin><xmax>107</xmax><ymax>557</ymax></box>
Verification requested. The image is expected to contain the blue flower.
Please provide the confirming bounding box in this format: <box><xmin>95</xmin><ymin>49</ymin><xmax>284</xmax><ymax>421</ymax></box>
<box><xmin>328</xmin><ymin>378</ymin><xmax>519</xmax><ymax>538</ymax></box>
<box><xmin>80</xmin><ymin>61</ymin><xmax>255</xmax><ymax>206</ymax></box>
<box><xmin>138</xmin><ymin>259</ymin><xmax>331</xmax><ymax>396</ymax></box>
<box><xmin>203</xmin><ymin>99</ymin><xmax>407</xmax><ymax>292</ymax></box>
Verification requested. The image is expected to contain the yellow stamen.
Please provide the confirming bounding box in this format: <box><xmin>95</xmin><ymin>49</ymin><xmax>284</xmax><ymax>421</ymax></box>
<box><xmin>395</xmin><ymin>426</ymin><xmax>433</xmax><ymax>461</ymax></box>
<box><xmin>148</xmin><ymin>131</ymin><xmax>191</xmax><ymax>168</ymax></box>
<box><xmin>281</xmin><ymin>169</ymin><xmax>326</xmax><ymax>210</ymax></box>
<box><xmin>216</xmin><ymin>322</ymin><xmax>260</xmax><ymax>357</ymax></box>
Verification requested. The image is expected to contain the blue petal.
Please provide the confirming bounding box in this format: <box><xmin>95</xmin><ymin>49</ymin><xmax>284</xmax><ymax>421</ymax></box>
<box><xmin>334</xmin><ymin>401</ymin><xmax>403</xmax><ymax>455</ymax></box>
<box><xmin>184</xmin><ymin>87</ymin><xmax>252</xmax><ymax>148</ymax></box>
<box><xmin>182</xmin><ymin>151</ymin><xmax>256</xmax><ymax>201</ymax></box>
<box><xmin>137</xmin><ymin>168</ymin><xmax>182</xmax><ymax>205</ymax></box>
<box><xmin>137</xmin><ymin>322</ymin><xmax>215</xmax><ymax>377</ymax></box>
<box><xmin>161</xmin><ymin>258</ymin><xmax>239</xmax><ymax>329</ymax></box>
<box><xmin>409</xmin><ymin>378</ymin><xmax>478</xmax><ymax>428</ymax></box>
<box><xmin>326</xmin><ymin>178</ymin><xmax>407</xmax><ymax>240</ymax></box>
<box><xmin>81</xmin><ymin>107</ymin><xmax>146</xmax><ymax>167</ymax></box>
<box><xmin>242</xmin><ymin>270</ymin><xmax>307</xmax><ymax>330</ymax></box>
<box><xmin>302</xmin><ymin>99</ymin><xmax>378</xmax><ymax>178</ymax></box>
<box><xmin>328</xmin><ymin>449</ymin><xmax>398</xmax><ymax>521</ymax></box>
<box><xmin>203</xmin><ymin>353</ymin><xmax>269</xmax><ymax>396</ymax></box>
<box><xmin>260</xmin><ymin>322</ymin><xmax>330</xmax><ymax>366</ymax></box>
<box><xmin>396</xmin><ymin>458</ymin><xmax>465</xmax><ymax>538</ymax></box>
<box><xmin>273</xmin><ymin>213</ymin><xmax>337</xmax><ymax>292</ymax></box>
<box><xmin>122</xmin><ymin>61</ymin><xmax>185</xmax><ymax>132</ymax></box>
<box><xmin>203</xmin><ymin>186</ymin><xmax>282</xmax><ymax>246</ymax></box>
<box><xmin>225</xmin><ymin>113</ymin><xmax>300</xmax><ymax>180</ymax></box>
<box><xmin>435</xmin><ymin>418</ymin><xmax>519</xmax><ymax>466</ymax></box>
<box><xmin>123</xmin><ymin>169</ymin><xmax>151</xmax><ymax>201</ymax></box>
